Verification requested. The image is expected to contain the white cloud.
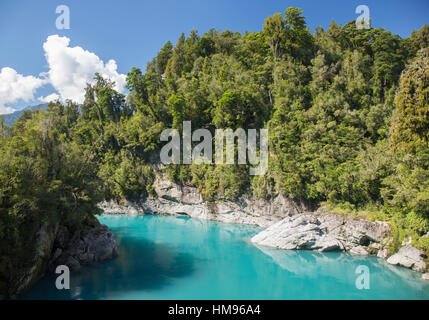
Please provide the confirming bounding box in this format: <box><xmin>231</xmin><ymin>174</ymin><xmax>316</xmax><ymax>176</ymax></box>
<box><xmin>39</xmin><ymin>93</ymin><xmax>60</xmax><ymax>103</ymax></box>
<box><xmin>1</xmin><ymin>35</ymin><xmax>126</xmax><ymax>113</ymax></box>
<box><xmin>0</xmin><ymin>105</ymin><xmax>15</xmax><ymax>115</ymax></box>
<box><xmin>42</xmin><ymin>35</ymin><xmax>126</xmax><ymax>104</ymax></box>
<box><xmin>0</xmin><ymin>67</ymin><xmax>46</xmax><ymax>114</ymax></box>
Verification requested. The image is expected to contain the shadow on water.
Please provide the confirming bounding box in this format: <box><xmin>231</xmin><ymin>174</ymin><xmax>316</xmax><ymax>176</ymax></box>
<box><xmin>21</xmin><ymin>235</ymin><xmax>196</xmax><ymax>300</ymax></box>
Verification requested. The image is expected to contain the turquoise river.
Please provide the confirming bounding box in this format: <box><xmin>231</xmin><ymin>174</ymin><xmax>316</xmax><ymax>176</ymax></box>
<box><xmin>22</xmin><ymin>214</ymin><xmax>429</xmax><ymax>300</ymax></box>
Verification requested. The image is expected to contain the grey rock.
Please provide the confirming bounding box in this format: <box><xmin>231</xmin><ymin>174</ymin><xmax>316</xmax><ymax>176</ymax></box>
<box><xmin>250</xmin><ymin>212</ymin><xmax>392</xmax><ymax>256</ymax></box>
<box><xmin>251</xmin><ymin>215</ymin><xmax>343</xmax><ymax>252</ymax></box>
<box><xmin>387</xmin><ymin>246</ymin><xmax>427</xmax><ymax>272</ymax></box>
<box><xmin>98</xmin><ymin>199</ymin><xmax>144</xmax><ymax>215</ymax></box>
<box><xmin>98</xmin><ymin>174</ymin><xmax>309</xmax><ymax>228</ymax></box>
<box><xmin>49</xmin><ymin>222</ymin><xmax>118</xmax><ymax>272</ymax></box>
<box><xmin>369</xmin><ymin>242</ymin><xmax>381</xmax><ymax>250</ymax></box>
<box><xmin>154</xmin><ymin>177</ymin><xmax>203</xmax><ymax>204</ymax></box>
<box><xmin>319</xmin><ymin>214</ymin><xmax>391</xmax><ymax>249</ymax></box>
<box><xmin>350</xmin><ymin>246</ymin><xmax>369</xmax><ymax>256</ymax></box>
<box><xmin>377</xmin><ymin>248</ymin><xmax>390</xmax><ymax>259</ymax></box>
<box><xmin>422</xmin><ymin>273</ymin><xmax>429</xmax><ymax>280</ymax></box>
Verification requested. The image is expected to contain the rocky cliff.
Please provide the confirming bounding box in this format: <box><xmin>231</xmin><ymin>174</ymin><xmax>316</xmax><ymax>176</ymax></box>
<box><xmin>4</xmin><ymin>217</ymin><xmax>118</xmax><ymax>299</ymax></box>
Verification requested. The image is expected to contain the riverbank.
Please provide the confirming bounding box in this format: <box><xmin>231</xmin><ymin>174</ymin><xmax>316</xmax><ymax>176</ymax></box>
<box><xmin>98</xmin><ymin>175</ymin><xmax>429</xmax><ymax>279</ymax></box>
<box><xmin>2</xmin><ymin>217</ymin><xmax>118</xmax><ymax>299</ymax></box>
<box><xmin>21</xmin><ymin>214</ymin><xmax>429</xmax><ymax>300</ymax></box>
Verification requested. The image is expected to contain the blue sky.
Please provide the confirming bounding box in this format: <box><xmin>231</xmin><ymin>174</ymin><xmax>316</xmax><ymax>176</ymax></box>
<box><xmin>0</xmin><ymin>0</ymin><xmax>428</xmax><ymax>113</ymax></box>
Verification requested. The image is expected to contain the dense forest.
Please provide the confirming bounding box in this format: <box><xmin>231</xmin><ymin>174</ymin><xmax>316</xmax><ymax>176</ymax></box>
<box><xmin>1</xmin><ymin>8</ymin><xmax>428</xmax><ymax>292</ymax></box>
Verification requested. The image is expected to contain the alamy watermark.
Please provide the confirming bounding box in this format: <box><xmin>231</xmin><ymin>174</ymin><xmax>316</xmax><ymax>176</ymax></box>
<box><xmin>56</xmin><ymin>5</ymin><xmax>70</xmax><ymax>30</ymax></box>
<box><xmin>160</xmin><ymin>121</ymin><xmax>268</xmax><ymax>175</ymax></box>
<box><xmin>355</xmin><ymin>265</ymin><xmax>370</xmax><ymax>290</ymax></box>
<box><xmin>55</xmin><ymin>265</ymin><xmax>70</xmax><ymax>290</ymax></box>
<box><xmin>356</xmin><ymin>5</ymin><xmax>370</xmax><ymax>30</ymax></box>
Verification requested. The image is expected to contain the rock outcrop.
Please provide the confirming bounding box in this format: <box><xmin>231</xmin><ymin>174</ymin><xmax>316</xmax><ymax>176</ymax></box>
<box><xmin>386</xmin><ymin>245</ymin><xmax>427</xmax><ymax>272</ymax></box>
<box><xmin>250</xmin><ymin>212</ymin><xmax>392</xmax><ymax>256</ymax></box>
<box><xmin>251</xmin><ymin>215</ymin><xmax>343</xmax><ymax>252</ymax></box>
<box><xmin>48</xmin><ymin>221</ymin><xmax>119</xmax><ymax>272</ymax></box>
<box><xmin>5</xmin><ymin>217</ymin><xmax>118</xmax><ymax>299</ymax></box>
<box><xmin>99</xmin><ymin>174</ymin><xmax>309</xmax><ymax>228</ymax></box>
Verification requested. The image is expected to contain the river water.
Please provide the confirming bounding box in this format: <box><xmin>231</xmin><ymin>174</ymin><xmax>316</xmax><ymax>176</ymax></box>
<box><xmin>21</xmin><ymin>214</ymin><xmax>429</xmax><ymax>300</ymax></box>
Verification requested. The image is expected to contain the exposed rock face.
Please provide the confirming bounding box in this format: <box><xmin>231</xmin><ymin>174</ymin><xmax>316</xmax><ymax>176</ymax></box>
<box><xmin>317</xmin><ymin>212</ymin><xmax>391</xmax><ymax>250</ymax></box>
<box><xmin>6</xmin><ymin>218</ymin><xmax>118</xmax><ymax>299</ymax></box>
<box><xmin>11</xmin><ymin>222</ymin><xmax>59</xmax><ymax>298</ymax></box>
<box><xmin>48</xmin><ymin>221</ymin><xmax>119</xmax><ymax>272</ymax></box>
<box><xmin>349</xmin><ymin>246</ymin><xmax>370</xmax><ymax>256</ymax></box>
<box><xmin>387</xmin><ymin>246</ymin><xmax>427</xmax><ymax>272</ymax></box>
<box><xmin>98</xmin><ymin>200</ymin><xmax>145</xmax><ymax>215</ymax></box>
<box><xmin>98</xmin><ymin>175</ymin><xmax>309</xmax><ymax>228</ymax></box>
<box><xmin>377</xmin><ymin>248</ymin><xmax>390</xmax><ymax>259</ymax></box>
<box><xmin>251</xmin><ymin>213</ymin><xmax>392</xmax><ymax>255</ymax></box>
<box><xmin>251</xmin><ymin>215</ymin><xmax>343</xmax><ymax>252</ymax></box>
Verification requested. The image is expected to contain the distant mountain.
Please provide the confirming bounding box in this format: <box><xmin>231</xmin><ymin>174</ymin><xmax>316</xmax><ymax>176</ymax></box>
<box><xmin>0</xmin><ymin>103</ymin><xmax>48</xmax><ymax>127</ymax></box>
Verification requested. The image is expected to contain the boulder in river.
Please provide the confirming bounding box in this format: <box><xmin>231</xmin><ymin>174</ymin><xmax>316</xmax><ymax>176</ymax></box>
<box><xmin>251</xmin><ymin>215</ymin><xmax>343</xmax><ymax>252</ymax></box>
<box><xmin>251</xmin><ymin>213</ymin><xmax>392</xmax><ymax>256</ymax></box>
<box><xmin>386</xmin><ymin>245</ymin><xmax>427</xmax><ymax>272</ymax></box>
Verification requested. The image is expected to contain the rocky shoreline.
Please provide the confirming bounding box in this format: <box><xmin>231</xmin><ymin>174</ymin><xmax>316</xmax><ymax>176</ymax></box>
<box><xmin>8</xmin><ymin>218</ymin><xmax>118</xmax><ymax>299</ymax></box>
<box><xmin>98</xmin><ymin>175</ymin><xmax>429</xmax><ymax>280</ymax></box>
<box><xmin>47</xmin><ymin>220</ymin><xmax>119</xmax><ymax>273</ymax></box>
